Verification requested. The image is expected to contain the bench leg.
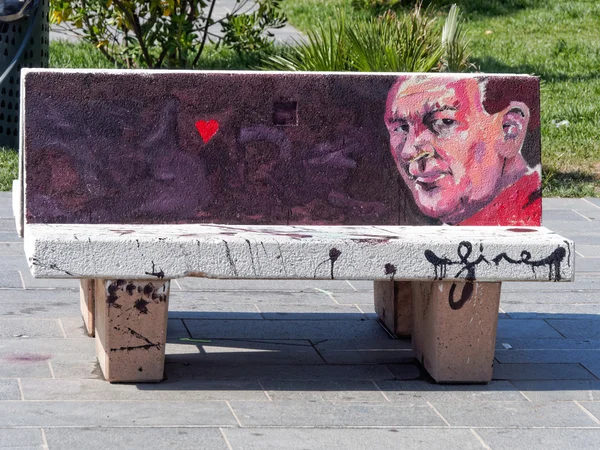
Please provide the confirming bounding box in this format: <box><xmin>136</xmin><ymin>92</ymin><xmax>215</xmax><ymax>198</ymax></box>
<box><xmin>373</xmin><ymin>280</ymin><xmax>413</xmax><ymax>337</ymax></box>
<box><xmin>95</xmin><ymin>279</ymin><xmax>170</xmax><ymax>383</ymax></box>
<box><xmin>80</xmin><ymin>279</ymin><xmax>95</xmax><ymax>337</ymax></box>
<box><xmin>412</xmin><ymin>280</ymin><xmax>501</xmax><ymax>384</ymax></box>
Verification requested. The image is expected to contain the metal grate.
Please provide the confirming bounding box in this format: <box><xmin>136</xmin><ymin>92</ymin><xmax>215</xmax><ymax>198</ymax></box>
<box><xmin>0</xmin><ymin>0</ymin><xmax>48</xmax><ymax>149</ymax></box>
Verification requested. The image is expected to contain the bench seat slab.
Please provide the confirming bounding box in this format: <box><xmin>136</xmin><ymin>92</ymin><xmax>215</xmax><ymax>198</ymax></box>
<box><xmin>26</xmin><ymin>224</ymin><xmax>574</xmax><ymax>282</ymax></box>
<box><xmin>95</xmin><ymin>279</ymin><xmax>170</xmax><ymax>383</ymax></box>
<box><xmin>412</xmin><ymin>280</ymin><xmax>501</xmax><ymax>383</ymax></box>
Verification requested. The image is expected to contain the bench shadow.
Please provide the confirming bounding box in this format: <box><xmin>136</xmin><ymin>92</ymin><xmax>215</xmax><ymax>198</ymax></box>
<box><xmin>126</xmin><ymin>311</ymin><xmax>600</xmax><ymax>393</ymax></box>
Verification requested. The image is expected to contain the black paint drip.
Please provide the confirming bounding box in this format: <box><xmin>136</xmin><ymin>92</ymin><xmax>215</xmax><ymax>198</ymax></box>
<box><xmin>384</xmin><ymin>263</ymin><xmax>397</xmax><ymax>280</ymax></box>
<box><xmin>314</xmin><ymin>248</ymin><xmax>342</xmax><ymax>279</ymax></box>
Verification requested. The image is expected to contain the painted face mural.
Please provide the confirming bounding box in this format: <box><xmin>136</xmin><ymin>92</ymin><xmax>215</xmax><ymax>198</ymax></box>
<box><xmin>24</xmin><ymin>72</ymin><xmax>541</xmax><ymax>227</ymax></box>
<box><xmin>385</xmin><ymin>76</ymin><xmax>538</xmax><ymax>225</ymax></box>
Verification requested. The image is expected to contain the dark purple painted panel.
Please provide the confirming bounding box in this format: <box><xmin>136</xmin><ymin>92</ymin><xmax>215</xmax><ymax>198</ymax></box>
<box><xmin>23</xmin><ymin>71</ymin><xmax>541</xmax><ymax>226</ymax></box>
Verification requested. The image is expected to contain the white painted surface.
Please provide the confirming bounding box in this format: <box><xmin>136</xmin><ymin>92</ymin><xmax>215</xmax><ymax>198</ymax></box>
<box><xmin>25</xmin><ymin>224</ymin><xmax>574</xmax><ymax>282</ymax></box>
<box><xmin>12</xmin><ymin>179</ymin><xmax>22</xmax><ymax>237</ymax></box>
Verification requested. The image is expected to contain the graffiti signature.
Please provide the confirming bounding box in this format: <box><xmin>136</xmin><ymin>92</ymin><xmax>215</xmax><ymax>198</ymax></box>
<box><xmin>424</xmin><ymin>241</ymin><xmax>569</xmax><ymax>309</ymax></box>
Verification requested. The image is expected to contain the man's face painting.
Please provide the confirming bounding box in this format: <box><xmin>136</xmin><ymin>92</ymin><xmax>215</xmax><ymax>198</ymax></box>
<box><xmin>385</xmin><ymin>77</ymin><xmax>507</xmax><ymax>224</ymax></box>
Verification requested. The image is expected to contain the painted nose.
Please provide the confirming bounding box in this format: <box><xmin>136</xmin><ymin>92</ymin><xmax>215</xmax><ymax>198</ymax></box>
<box><xmin>400</xmin><ymin>128</ymin><xmax>435</xmax><ymax>163</ymax></box>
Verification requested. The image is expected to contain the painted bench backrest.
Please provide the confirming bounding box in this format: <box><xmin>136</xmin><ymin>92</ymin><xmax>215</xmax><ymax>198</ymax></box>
<box><xmin>22</xmin><ymin>70</ymin><xmax>541</xmax><ymax>226</ymax></box>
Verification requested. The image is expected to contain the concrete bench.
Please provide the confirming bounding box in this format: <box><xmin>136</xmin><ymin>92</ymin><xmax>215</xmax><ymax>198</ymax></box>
<box><xmin>17</xmin><ymin>69</ymin><xmax>574</xmax><ymax>384</ymax></box>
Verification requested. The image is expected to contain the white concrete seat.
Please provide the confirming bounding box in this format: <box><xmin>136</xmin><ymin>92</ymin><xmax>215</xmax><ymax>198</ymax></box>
<box><xmin>26</xmin><ymin>224</ymin><xmax>573</xmax><ymax>282</ymax></box>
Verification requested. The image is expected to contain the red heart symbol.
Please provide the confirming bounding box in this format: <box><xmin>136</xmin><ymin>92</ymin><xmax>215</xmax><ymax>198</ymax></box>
<box><xmin>195</xmin><ymin>119</ymin><xmax>219</xmax><ymax>143</ymax></box>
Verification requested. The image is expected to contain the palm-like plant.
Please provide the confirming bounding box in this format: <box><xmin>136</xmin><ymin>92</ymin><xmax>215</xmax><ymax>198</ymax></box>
<box><xmin>346</xmin><ymin>7</ymin><xmax>442</xmax><ymax>72</ymax></box>
<box><xmin>441</xmin><ymin>4</ymin><xmax>473</xmax><ymax>72</ymax></box>
<box><xmin>262</xmin><ymin>3</ymin><xmax>472</xmax><ymax>73</ymax></box>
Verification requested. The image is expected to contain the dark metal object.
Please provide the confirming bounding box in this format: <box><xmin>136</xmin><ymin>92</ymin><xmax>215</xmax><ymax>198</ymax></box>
<box><xmin>0</xmin><ymin>0</ymin><xmax>48</xmax><ymax>148</ymax></box>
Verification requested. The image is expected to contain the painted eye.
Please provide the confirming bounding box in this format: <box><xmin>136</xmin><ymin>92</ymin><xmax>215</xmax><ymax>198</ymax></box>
<box><xmin>431</xmin><ymin>118</ymin><xmax>457</xmax><ymax>134</ymax></box>
<box><xmin>395</xmin><ymin>123</ymin><xmax>409</xmax><ymax>133</ymax></box>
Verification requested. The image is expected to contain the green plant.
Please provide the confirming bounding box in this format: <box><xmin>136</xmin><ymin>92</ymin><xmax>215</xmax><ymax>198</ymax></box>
<box><xmin>261</xmin><ymin>11</ymin><xmax>350</xmax><ymax>71</ymax></box>
<box><xmin>440</xmin><ymin>3</ymin><xmax>472</xmax><ymax>71</ymax></box>
<box><xmin>346</xmin><ymin>7</ymin><xmax>443</xmax><ymax>72</ymax></box>
<box><xmin>350</xmin><ymin>0</ymin><xmax>406</xmax><ymax>15</ymax></box>
<box><xmin>50</xmin><ymin>0</ymin><xmax>286</xmax><ymax>69</ymax></box>
<box><xmin>262</xmin><ymin>3</ymin><xmax>471</xmax><ymax>73</ymax></box>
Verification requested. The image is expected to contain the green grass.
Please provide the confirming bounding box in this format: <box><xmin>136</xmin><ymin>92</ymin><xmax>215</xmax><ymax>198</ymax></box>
<box><xmin>0</xmin><ymin>148</ymin><xmax>18</xmax><ymax>191</ymax></box>
<box><xmin>281</xmin><ymin>0</ymin><xmax>600</xmax><ymax>196</ymax></box>
<box><xmin>49</xmin><ymin>40</ymin><xmax>270</xmax><ymax>70</ymax></box>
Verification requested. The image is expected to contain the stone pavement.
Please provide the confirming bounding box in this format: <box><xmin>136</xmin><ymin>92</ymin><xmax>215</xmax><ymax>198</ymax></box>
<box><xmin>1</xmin><ymin>194</ymin><xmax>600</xmax><ymax>449</ymax></box>
<box><xmin>49</xmin><ymin>0</ymin><xmax>303</xmax><ymax>44</ymax></box>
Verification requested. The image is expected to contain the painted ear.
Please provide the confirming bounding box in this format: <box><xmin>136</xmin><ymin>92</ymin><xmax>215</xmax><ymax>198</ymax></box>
<box><xmin>497</xmin><ymin>101</ymin><xmax>530</xmax><ymax>158</ymax></box>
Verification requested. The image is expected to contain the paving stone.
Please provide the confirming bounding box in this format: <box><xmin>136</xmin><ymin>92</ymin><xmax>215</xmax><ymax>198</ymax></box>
<box><xmin>19</xmin><ymin>270</ymin><xmax>80</xmax><ymax>289</ymax></box>
<box><xmin>44</xmin><ymin>427</ymin><xmax>229</xmax><ymax>450</ymax></box>
<box><xmin>166</xmin><ymin>318</ymin><xmax>190</xmax><ymax>339</ymax></box>
<box><xmin>0</xmin><ymin>428</ymin><xmax>43</xmax><ymax>449</ymax></box>
<box><xmin>184</xmin><ymin>319</ymin><xmax>390</xmax><ymax>340</ymax></box>
<box><xmin>583</xmin><ymin>362</ymin><xmax>600</xmax><ymax>379</ymax></box>
<box><xmin>346</xmin><ymin>280</ymin><xmax>374</xmax><ymax>291</ymax></box>
<box><xmin>313</xmin><ymin>338</ymin><xmax>414</xmax><ymax>364</ymax></box>
<box><xmin>229</xmin><ymin>401</ymin><xmax>443</xmax><ymax>427</ymax></box>
<box><xmin>385</xmin><ymin>364</ymin><xmax>422</xmax><ymax>380</ymax></box>
<box><xmin>0</xmin><ymin>242</ymin><xmax>25</xmax><ymax>255</ymax></box>
<box><xmin>546</xmin><ymin>319</ymin><xmax>600</xmax><ymax>339</ymax></box>
<box><xmin>49</xmin><ymin>359</ymin><xmax>104</xmax><ymax>380</ymax></box>
<box><xmin>0</xmin><ymin>401</ymin><xmax>237</xmax><ymax>427</ymax></box>
<box><xmin>0</xmin><ymin>289</ymin><xmax>79</xmax><ymax>318</ymax></box>
<box><xmin>581</xmin><ymin>402</ymin><xmax>600</xmax><ymax>420</ymax></box>
<box><xmin>0</xmin><ymin>357</ymin><xmax>52</xmax><ymax>378</ymax></box>
<box><xmin>502</xmin><ymin>275</ymin><xmax>600</xmax><ymax>293</ymax></box>
<box><xmin>431</xmin><ymin>401</ymin><xmax>599</xmax><ymax>427</ymax></box>
<box><xmin>584</xmin><ymin>198</ymin><xmax>600</xmax><ymax>208</ymax></box>
<box><xmin>330</xmin><ymin>291</ymin><xmax>376</xmax><ymax>305</ymax></box>
<box><xmin>510</xmin><ymin>380</ymin><xmax>597</xmax><ymax>402</ymax></box>
<box><xmin>543</xmin><ymin>209</ymin><xmax>592</xmax><ymax>221</ymax></box>
<box><xmin>0</xmin><ymin>337</ymin><xmax>97</xmax><ymax>379</ymax></box>
<box><xmin>501</xmin><ymin>291</ymin><xmax>600</xmax><ymax>305</ymax></box>
<box><xmin>169</xmin><ymin>290</ymin><xmax>338</xmax><ymax>306</ymax></box>
<box><xmin>495</xmin><ymin>349</ymin><xmax>600</xmax><ymax>364</ymax></box>
<box><xmin>477</xmin><ymin>428</ymin><xmax>600</xmax><ymax>450</ymax></box>
<box><xmin>0</xmin><ymin>218</ymin><xmax>19</xmax><ymax>232</ymax></box>
<box><xmin>262</xmin><ymin>379</ymin><xmax>386</xmax><ymax>402</ymax></box>
<box><xmin>0</xmin><ymin>379</ymin><xmax>20</xmax><ymax>400</ymax></box>
<box><xmin>258</xmin><ymin>304</ymin><xmax>367</xmax><ymax>320</ymax></box>
<box><xmin>377</xmin><ymin>380</ymin><xmax>525</xmax><ymax>402</ymax></box>
<box><xmin>503</xmin><ymin>304</ymin><xmax>600</xmax><ymax>319</ymax></box>
<box><xmin>0</xmin><ymin>269</ymin><xmax>23</xmax><ymax>288</ymax></box>
<box><xmin>575</xmin><ymin>258</ymin><xmax>600</xmax><ymax>272</ymax></box>
<box><xmin>165</xmin><ymin>339</ymin><xmax>324</xmax><ymax>365</ymax></box>
<box><xmin>223</xmin><ymin>428</ymin><xmax>484</xmax><ymax>450</ymax></box>
<box><xmin>493</xmin><ymin>363</ymin><xmax>596</xmax><ymax>380</ymax></box>
<box><xmin>60</xmin><ymin>317</ymin><xmax>87</xmax><ymax>338</ymax></box>
<box><xmin>164</xmin><ymin>361</ymin><xmax>395</xmax><ymax>381</ymax></box>
<box><xmin>575</xmin><ymin>245</ymin><xmax>600</xmax><ymax>258</ymax></box>
<box><xmin>558</xmin><ymin>233</ymin><xmax>600</xmax><ymax>245</ymax></box>
<box><xmin>169</xmin><ymin>302</ymin><xmax>262</xmax><ymax>320</ymax></box>
<box><xmin>496</xmin><ymin>319</ymin><xmax>564</xmax><ymax>339</ymax></box>
<box><xmin>21</xmin><ymin>378</ymin><xmax>266</xmax><ymax>401</ymax></box>
<box><xmin>0</xmin><ymin>232</ymin><xmax>22</xmax><ymax>243</ymax></box>
<box><xmin>0</xmin><ymin>318</ymin><xmax>63</xmax><ymax>338</ymax></box>
<box><xmin>495</xmin><ymin>338</ymin><xmax>600</xmax><ymax>350</ymax></box>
